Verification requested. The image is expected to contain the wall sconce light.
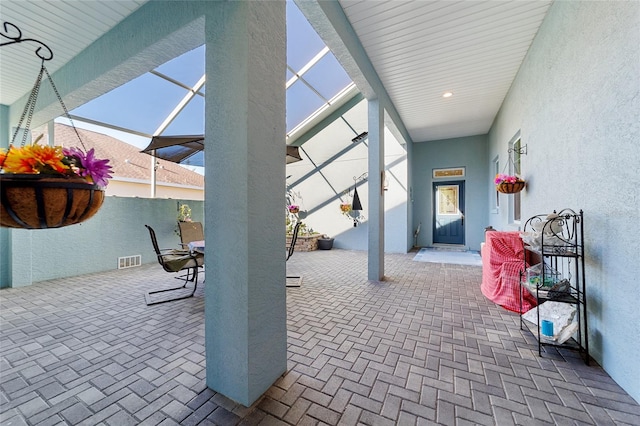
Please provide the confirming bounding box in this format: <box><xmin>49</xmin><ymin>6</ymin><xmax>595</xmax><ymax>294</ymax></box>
<box><xmin>352</xmin><ymin>131</ymin><xmax>368</xmax><ymax>143</ymax></box>
<box><xmin>382</xmin><ymin>170</ymin><xmax>389</xmax><ymax>192</ymax></box>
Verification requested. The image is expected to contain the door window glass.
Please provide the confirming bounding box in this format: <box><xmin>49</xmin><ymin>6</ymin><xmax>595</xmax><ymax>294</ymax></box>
<box><xmin>437</xmin><ymin>185</ymin><xmax>459</xmax><ymax>215</ymax></box>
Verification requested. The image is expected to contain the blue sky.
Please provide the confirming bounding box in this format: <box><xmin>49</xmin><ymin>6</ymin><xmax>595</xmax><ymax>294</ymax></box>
<box><xmin>66</xmin><ymin>0</ymin><xmax>353</xmax><ymax>157</ymax></box>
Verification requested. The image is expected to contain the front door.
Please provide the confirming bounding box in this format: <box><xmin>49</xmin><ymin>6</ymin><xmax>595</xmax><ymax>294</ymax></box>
<box><xmin>433</xmin><ymin>181</ymin><xmax>465</xmax><ymax>245</ymax></box>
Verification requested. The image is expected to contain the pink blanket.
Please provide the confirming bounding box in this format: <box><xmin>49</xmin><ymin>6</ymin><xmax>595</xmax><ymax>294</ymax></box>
<box><xmin>481</xmin><ymin>231</ymin><xmax>537</xmax><ymax>313</ymax></box>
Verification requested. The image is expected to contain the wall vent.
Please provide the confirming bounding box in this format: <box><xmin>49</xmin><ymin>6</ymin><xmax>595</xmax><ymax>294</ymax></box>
<box><xmin>118</xmin><ymin>255</ymin><xmax>142</xmax><ymax>269</ymax></box>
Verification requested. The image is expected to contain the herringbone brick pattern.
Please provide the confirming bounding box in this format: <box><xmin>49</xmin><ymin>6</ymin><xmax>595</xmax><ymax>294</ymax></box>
<box><xmin>1</xmin><ymin>250</ymin><xmax>638</xmax><ymax>425</ymax></box>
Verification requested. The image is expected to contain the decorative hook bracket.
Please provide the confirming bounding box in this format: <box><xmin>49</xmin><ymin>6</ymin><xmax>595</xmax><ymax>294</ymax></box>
<box><xmin>353</xmin><ymin>172</ymin><xmax>368</xmax><ymax>183</ymax></box>
<box><xmin>1</xmin><ymin>21</ymin><xmax>53</xmax><ymax>62</ymax></box>
<box><xmin>508</xmin><ymin>144</ymin><xmax>527</xmax><ymax>156</ymax></box>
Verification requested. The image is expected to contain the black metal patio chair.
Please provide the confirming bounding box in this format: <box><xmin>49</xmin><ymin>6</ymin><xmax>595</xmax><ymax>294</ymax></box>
<box><xmin>144</xmin><ymin>224</ymin><xmax>204</xmax><ymax>305</ymax></box>
<box><xmin>286</xmin><ymin>221</ymin><xmax>302</xmax><ymax>287</ymax></box>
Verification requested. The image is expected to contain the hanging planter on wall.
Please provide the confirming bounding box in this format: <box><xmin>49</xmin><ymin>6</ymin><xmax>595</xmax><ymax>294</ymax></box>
<box><xmin>0</xmin><ymin>21</ymin><xmax>112</xmax><ymax>229</ymax></box>
<box><xmin>495</xmin><ymin>174</ymin><xmax>526</xmax><ymax>194</ymax></box>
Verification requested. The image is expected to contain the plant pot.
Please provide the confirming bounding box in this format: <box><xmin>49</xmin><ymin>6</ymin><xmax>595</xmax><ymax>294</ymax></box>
<box><xmin>318</xmin><ymin>238</ymin><xmax>334</xmax><ymax>250</ymax></box>
<box><xmin>0</xmin><ymin>174</ymin><xmax>105</xmax><ymax>229</ymax></box>
<box><xmin>497</xmin><ymin>181</ymin><xmax>525</xmax><ymax>194</ymax></box>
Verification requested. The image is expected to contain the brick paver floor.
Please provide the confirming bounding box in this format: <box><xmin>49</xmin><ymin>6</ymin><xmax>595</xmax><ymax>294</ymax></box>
<box><xmin>1</xmin><ymin>249</ymin><xmax>639</xmax><ymax>425</ymax></box>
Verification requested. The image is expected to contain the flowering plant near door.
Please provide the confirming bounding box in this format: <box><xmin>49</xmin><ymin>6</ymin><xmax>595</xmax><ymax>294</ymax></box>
<box><xmin>494</xmin><ymin>174</ymin><xmax>525</xmax><ymax>194</ymax></box>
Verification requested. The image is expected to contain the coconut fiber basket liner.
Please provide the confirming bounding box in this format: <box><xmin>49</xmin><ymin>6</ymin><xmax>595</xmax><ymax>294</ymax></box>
<box><xmin>497</xmin><ymin>181</ymin><xmax>525</xmax><ymax>194</ymax></box>
<box><xmin>0</xmin><ymin>174</ymin><xmax>105</xmax><ymax>229</ymax></box>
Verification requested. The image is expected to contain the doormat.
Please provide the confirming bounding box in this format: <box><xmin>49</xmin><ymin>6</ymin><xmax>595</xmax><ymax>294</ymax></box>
<box><xmin>412</xmin><ymin>248</ymin><xmax>482</xmax><ymax>266</ymax></box>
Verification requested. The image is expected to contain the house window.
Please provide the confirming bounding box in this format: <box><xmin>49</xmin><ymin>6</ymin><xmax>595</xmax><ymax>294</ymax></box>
<box><xmin>492</xmin><ymin>156</ymin><xmax>500</xmax><ymax>213</ymax></box>
<box><xmin>511</xmin><ymin>138</ymin><xmax>522</xmax><ymax>223</ymax></box>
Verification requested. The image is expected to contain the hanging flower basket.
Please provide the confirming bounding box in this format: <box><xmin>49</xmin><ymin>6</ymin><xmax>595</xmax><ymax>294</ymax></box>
<box><xmin>340</xmin><ymin>203</ymin><xmax>351</xmax><ymax>213</ymax></box>
<box><xmin>0</xmin><ymin>174</ymin><xmax>105</xmax><ymax>229</ymax></box>
<box><xmin>0</xmin><ymin>30</ymin><xmax>112</xmax><ymax>229</ymax></box>
<box><xmin>0</xmin><ymin>144</ymin><xmax>111</xmax><ymax>229</ymax></box>
<box><xmin>288</xmin><ymin>204</ymin><xmax>300</xmax><ymax>214</ymax></box>
<box><xmin>497</xmin><ymin>181</ymin><xmax>525</xmax><ymax>194</ymax></box>
<box><xmin>494</xmin><ymin>174</ymin><xmax>525</xmax><ymax>194</ymax></box>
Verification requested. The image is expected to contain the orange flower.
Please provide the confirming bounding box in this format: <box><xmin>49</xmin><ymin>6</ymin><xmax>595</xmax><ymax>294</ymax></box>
<box><xmin>1</xmin><ymin>146</ymin><xmax>37</xmax><ymax>173</ymax></box>
<box><xmin>1</xmin><ymin>145</ymin><xmax>68</xmax><ymax>174</ymax></box>
<box><xmin>30</xmin><ymin>145</ymin><xmax>69</xmax><ymax>173</ymax></box>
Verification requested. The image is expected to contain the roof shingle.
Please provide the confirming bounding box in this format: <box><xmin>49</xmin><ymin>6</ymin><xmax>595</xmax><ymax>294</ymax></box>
<box><xmin>47</xmin><ymin>123</ymin><xmax>204</xmax><ymax>188</ymax></box>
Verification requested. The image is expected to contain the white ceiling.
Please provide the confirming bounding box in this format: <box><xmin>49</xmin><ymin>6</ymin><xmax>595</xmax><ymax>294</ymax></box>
<box><xmin>1</xmin><ymin>0</ymin><xmax>552</xmax><ymax>143</ymax></box>
<box><xmin>0</xmin><ymin>0</ymin><xmax>147</xmax><ymax>106</ymax></box>
<box><xmin>339</xmin><ymin>0</ymin><xmax>552</xmax><ymax>142</ymax></box>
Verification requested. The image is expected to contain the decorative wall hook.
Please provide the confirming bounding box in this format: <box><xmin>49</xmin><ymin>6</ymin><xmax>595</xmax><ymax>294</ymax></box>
<box><xmin>508</xmin><ymin>144</ymin><xmax>527</xmax><ymax>156</ymax></box>
<box><xmin>353</xmin><ymin>172</ymin><xmax>368</xmax><ymax>183</ymax></box>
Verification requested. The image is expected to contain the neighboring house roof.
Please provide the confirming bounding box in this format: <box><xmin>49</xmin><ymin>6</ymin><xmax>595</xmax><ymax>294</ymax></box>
<box><xmin>49</xmin><ymin>123</ymin><xmax>204</xmax><ymax>188</ymax></box>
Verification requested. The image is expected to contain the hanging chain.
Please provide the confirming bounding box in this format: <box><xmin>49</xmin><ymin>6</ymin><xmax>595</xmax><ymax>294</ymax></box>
<box><xmin>42</xmin><ymin>66</ymin><xmax>87</xmax><ymax>152</ymax></box>
<box><xmin>9</xmin><ymin>63</ymin><xmax>45</xmax><ymax>147</ymax></box>
<box><xmin>1</xmin><ymin>21</ymin><xmax>87</xmax><ymax>171</ymax></box>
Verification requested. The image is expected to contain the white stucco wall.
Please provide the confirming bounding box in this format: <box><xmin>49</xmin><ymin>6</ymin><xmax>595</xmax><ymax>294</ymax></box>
<box><xmin>488</xmin><ymin>1</ymin><xmax>640</xmax><ymax>402</ymax></box>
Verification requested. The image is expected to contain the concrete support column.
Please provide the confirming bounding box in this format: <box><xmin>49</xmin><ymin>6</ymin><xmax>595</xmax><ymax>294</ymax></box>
<box><xmin>203</xmin><ymin>1</ymin><xmax>287</xmax><ymax>406</ymax></box>
<box><xmin>368</xmin><ymin>99</ymin><xmax>385</xmax><ymax>280</ymax></box>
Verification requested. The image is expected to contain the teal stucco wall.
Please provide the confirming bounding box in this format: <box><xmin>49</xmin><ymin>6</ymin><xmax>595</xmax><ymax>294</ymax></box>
<box><xmin>412</xmin><ymin>135</ymin><xmax>489</xmax><ymax>252</ymax></box>
<box><xmin>3</xmin><ymin>197</ymin><xmax>203</xmax><ymax>287</ymax></box>
<box><xmin>488</xmin><ymin>1</ymin><xmax>640</xmax><ymax>402</ymax></box>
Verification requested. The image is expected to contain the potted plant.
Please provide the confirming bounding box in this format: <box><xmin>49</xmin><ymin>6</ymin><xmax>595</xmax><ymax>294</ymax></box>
<box><xmin>494</xmin><ymin>173</ymin><xmax>525</xmax><ymax>194</ymax></box>
<box><xmin>317</xmin><ymin>234</ymin><xmax>334</xmax><ymax>250</ymax></box>
<box><xmin>177</xmin><ymin>203</ymin><xmax>192</xmax><ymax>222</ymax></box>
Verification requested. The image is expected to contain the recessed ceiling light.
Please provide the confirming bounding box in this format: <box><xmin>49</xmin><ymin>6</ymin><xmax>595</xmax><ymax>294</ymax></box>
<box><xmin>442</xmin><ymin>92</ymin><xmax>453</xmax><ymax>98</ymax></box>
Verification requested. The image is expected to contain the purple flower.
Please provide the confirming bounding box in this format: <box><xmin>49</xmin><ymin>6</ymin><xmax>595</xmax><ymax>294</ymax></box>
<box><xmin>63</xmin><ymin>147</ymin><xmax>113</xmax><ymax>187</ymax></box>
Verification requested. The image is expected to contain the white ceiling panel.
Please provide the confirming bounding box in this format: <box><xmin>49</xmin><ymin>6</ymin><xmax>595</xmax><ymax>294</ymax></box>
<box><xmin>339</xmin><ymin>0</ymin><xmax>552</xmax><ymax>142</ymax></box>
<box><xmin>0</xmin><ymin>0</ymin><xmax>147</xmax><ymax>105</ymax></box>
<box><xmin>1</xmin><ymin>0</ymin><xmax>552</xmax><ymax>144</ymax></box>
